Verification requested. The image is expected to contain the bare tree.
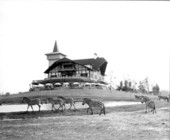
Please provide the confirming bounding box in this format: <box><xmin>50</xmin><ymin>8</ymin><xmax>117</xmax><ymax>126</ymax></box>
<box><xmin>108</xmin><ymin>70</ymin><xmax>114</xmax><ymax>92</ymax></box>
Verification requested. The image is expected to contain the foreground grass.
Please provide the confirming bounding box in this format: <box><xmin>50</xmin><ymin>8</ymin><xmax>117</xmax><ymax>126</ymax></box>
<box><xmin>1</xmin><ymin>109</ymin><xmax>169</xmax><ymax>140</ymax></box>
<box><xmin>0</xmin><ymin>89</ymin><xmax>169</xmax><ymax>140</ymax></box>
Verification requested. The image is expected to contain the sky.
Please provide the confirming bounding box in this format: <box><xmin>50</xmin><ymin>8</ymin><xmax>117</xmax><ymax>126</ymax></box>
<box><xmin>0</xmin><ymin>1</ymin><xmax>169</xmax><ymax>94</ymax></box>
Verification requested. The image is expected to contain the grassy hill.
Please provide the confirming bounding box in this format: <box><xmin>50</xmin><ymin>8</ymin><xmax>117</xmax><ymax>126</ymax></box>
<box><xmin>0</xmin><ymin>88</ymin><xmax>160</xmax><ymax>104</ymax></box>
<box><xmin>0</xmin><ymin>88</ymin><xmax>169</xmax><ymax>120</ymax></box>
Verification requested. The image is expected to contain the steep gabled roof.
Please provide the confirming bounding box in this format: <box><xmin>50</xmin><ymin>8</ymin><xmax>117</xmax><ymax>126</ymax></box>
<box><xmin>74</xmin><ymin>57</ymin><xmax>107</xmax><ymax>75</ymax></box>
<box><xmin>74</xmin><ymin>58</ymin><xmax>94</xmax><ymax>66</ymax></box>
<box><xmin>44</xmin><ymin>57</ymin><xmax>94</xmax><ymax>73</ymax></box>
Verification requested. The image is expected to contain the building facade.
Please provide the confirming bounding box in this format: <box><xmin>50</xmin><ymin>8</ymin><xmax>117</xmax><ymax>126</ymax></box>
<box><xmin>32</xmin><ymin>41</ymin><xmax>108</xmax><ymax>88</ymax></box>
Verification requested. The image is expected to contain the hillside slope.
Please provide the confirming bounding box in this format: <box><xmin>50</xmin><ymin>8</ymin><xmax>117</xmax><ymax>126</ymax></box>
<box><xmin>0</xmin><ymin>88</ymin><xmax>159</xmax><ymax>104</ymax></box>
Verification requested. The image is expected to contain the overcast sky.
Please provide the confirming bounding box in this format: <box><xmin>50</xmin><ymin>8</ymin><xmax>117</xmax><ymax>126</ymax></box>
<box><xmin>0</xmin><ymin>1</ymin><xmax>169</xmax><ymax>93</ymax></box>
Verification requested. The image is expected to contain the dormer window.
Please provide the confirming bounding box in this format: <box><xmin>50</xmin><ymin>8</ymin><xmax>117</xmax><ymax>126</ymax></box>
<box><xmin>81</xmin><ymin>73</ymin><xmax>88</xmax><ymax>77</ymax></box>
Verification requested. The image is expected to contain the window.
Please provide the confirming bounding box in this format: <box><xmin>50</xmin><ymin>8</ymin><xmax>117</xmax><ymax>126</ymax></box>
<box><xmin>81</xmin><ymin>73</ymin><xmax>88</xmax><ymax>77</ymax></box>
<box><xmin>62</xmin><ymin>63</ymin><xmax>75</xmax><ymax>70</ymax></box>
<box><xmin>64</xmin><ymin>64</ymin><xmax>73</xmax><ymax>69</ymax></box>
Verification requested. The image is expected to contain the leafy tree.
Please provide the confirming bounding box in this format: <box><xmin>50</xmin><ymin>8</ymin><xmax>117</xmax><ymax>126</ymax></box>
<box><xmin>124</xmin><ymin>80</ymin><xmax>128</xmax><ymax>88</ymax></box>
<box><xmin>120</xmin><ymin>81</ymin><xmax>123</xmax><ymax>89</ymax></box>
<box><xmin>152</xmin><ymin>84</ymin><xmax>160</xmax><ymax>95</ymax></box>
<box><xmin>124</xmin><ymin>80</ymin><xmax>128</xmax><ymax>91</ymax></box>
<box><xmin>5</xmin><ymin>92</ymin><xmax>10</xmax><ymax>96</ymax></box>
<box><xmin>128</xmin><ymin>81</ymin><xmax>132</xmax><ymax>88</ymax></box>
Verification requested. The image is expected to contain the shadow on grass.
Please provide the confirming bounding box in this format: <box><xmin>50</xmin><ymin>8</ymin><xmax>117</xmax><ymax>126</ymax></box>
<box><xmin>0</xmin><ymin>109</ymin><xmax>88</xmax><ymax>120</ymax></box>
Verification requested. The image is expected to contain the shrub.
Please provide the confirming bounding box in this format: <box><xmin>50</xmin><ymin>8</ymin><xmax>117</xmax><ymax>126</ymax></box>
<box><xmin>5</xmin><ymin>92</ymin><xmax>10</xmax><ymax>96</ymax></box>
<box><xmin>152</xmin><ymin>84</ymin><xmax>160</xmax><ymax>95</ymax></box>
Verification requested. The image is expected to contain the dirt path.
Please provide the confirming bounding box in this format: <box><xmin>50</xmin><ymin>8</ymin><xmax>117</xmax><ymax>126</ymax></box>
<box><xmin>0</xmin><ymin>101</ymin><xmax>141</xmax><ymax>113</ymax></box>
<box><xmin>0</xmin><ymin>107</ymin><xmax>169</xmax><ymax>140</ymax></box>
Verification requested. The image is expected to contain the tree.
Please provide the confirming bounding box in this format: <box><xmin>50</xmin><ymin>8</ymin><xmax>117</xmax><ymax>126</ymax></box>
<box><xmin>124</xmin><ymin>80</ymin><xmax>128</xmax><ymax>91</ymax></box>
<box><xmin>5</xmin><ymin>92</ymin><xmax>10</xmax><ymax>96</ymax></box>
<box><xmin>152</xmin><ymin>84</ymin><xmax>160</xmax><ymax>95</ymax></box>
<box><xmin>120</xmin><ymin>81</ymin><xmax>123</xmax><ymax>89</ymax></box>
<box><xmin>138</xmin><ymin>77</ymin><xmax>151</xmax><ymax>94</ymax></box>
<box><xmin>132</xmin><ymin>80</ymin><xmax>138</xmax><ymax>93</ymax></box>
<box><xmin>128</xmin><ymin>81</ymin><xmax>132</xmax><ymax>88</ymax></box>
<box><xmin>108</xmin><ymin>70</ymin><xmax>114</xmax><ymax>92</ymax></box>
<box><xmin>143</xmin><ymin>77</ymin><xmax>149</xmax><ymax>93</ymax></box>
<box><xmin>138</xmin><ymin>81</ymin><xmax>147</xmax><ymax>93</ymax></box>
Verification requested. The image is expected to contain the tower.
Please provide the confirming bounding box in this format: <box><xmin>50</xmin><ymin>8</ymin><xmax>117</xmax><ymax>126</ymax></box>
<box><xmin>45</xmin><ymin>41</ymin><xmax>66</xmax><ymax>66</ymax></box>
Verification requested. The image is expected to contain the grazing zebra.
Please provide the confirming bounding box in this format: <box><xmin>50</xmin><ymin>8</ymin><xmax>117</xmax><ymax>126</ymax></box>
<box><xmin>140</xmin><ymin>96</ymin><xmax>150</xmax><ymax>104</ymax></box>
<box><xmin>158</xmin><ymin>95</ymin><xmax>169</xmax><ymax>102</ymax></box>
<box><xmin>57</xmin><ymin>96</ymin><xmax>76</xmax><ymax>110</ymax></box>
<box><xmin>46</xmin><ymin>98</ymin><xmax>65</xmax><ymax>112</ymax></box>
<box><xmin>82</xmin><ymin>98</ymin><xmax>106</xmax><ymax>115</ymax></box>
<box><xmin>135</xmin><ymin>95</ymin><xmax>142</xmax><ymax>100</ymax></box>
<box><xmin>141</xmin><ymin>97</ymin><xmax>156</xmax><ymax>114</ymax></box>
<box><xmin>22</xmin><ymin>97</ymin><xmax>41</xmax><ymax>112</ymax></box>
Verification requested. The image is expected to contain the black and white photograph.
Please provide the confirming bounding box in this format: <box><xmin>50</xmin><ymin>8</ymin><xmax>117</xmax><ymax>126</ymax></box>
<box><xmin>0</xmin><ymin>0</ymin><xmax>169</xmax><ymax>139</ymax></box>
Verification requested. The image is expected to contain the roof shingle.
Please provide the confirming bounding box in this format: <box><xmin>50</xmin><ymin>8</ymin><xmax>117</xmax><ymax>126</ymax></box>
<box><xmin>44</xmin><ymin>57</ymin><xmax>107</xmax><ymax>75</ymax></box>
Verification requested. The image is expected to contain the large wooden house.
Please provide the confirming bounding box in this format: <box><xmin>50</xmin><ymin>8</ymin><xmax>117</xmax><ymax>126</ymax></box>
<box><xmin>32</xmin><ymin>41</ymin><xmax>108</xmax><ymax>88</ymax></box>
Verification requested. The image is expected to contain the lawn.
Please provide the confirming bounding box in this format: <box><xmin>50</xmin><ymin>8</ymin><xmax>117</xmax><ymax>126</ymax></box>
<box><xmin>0</xmin><ymin>88</ymin><xmax>161</xmax><ymax>104</ymax></box>
<box><xmin>0</xmin><ymin>88</ymin><xmax>169</xmax><ymax>140</ymax></box>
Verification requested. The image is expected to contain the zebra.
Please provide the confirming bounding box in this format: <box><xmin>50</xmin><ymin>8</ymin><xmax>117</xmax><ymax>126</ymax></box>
<box><xmin>22</xmin><ymin>97</ymin><xmax>41</xmax><ymax>112</ymax></box>
<box><xmin>158</xmin><ymin>95</ymin><xmax>169</xmax><ymax>102</ymax></box>
<box><xmin>134</xmin><ymin>95</ymin><xmax>143</xmax><ymax>101</ymax></box>
<box><xmin>82</xmin><ymin>98</ymin><xmax>106</xmax><ymax>115</ymax></box>
<box><xmin>57</xmin><ymin>96</ymin><xmax>76</xmax><ymax>110</ymax></box>
<box><xmin>140</xmin><ymin>96</ymin><xmax>150</xmax><ymax>104</ymax></box>
<box><xmin>46</xmin><ymin>97</ymin><xmax>65</xmax><ymax>112</ymax></box>
<box><xmin>141</xmin><ymin>97</ymin><xmax>156</xmax><ymax>114</ymax></box>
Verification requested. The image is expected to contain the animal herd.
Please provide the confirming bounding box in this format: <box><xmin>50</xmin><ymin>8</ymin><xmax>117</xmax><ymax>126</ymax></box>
<box><xmin>135</xmin><ymin>94</ymin><xmax>169</xmax><ymax>114</ymax></box>
<box><xmin>22</xmin><ymin>96</ymin><xmax>105</xmax><ymax>115</ymax></box>
<box><xmin>22</xmin><ymin>94</ymin><xmax>169</xmax><ymax>115</ymax></box>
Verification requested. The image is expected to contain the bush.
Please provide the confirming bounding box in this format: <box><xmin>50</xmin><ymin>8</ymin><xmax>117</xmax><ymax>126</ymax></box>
<box><xmin>5</xmin><ymin>92</ymin><xmax>10</xmax><ymax>96</ymax></box>
<box><xmin>152</xmin><ymin>84</ymin><xmax>160</xmax><ymax>95</ymax></box>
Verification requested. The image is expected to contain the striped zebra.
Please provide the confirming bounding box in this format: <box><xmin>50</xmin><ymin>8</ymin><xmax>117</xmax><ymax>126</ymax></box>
<box><xmin>46</xmin><ymin>98</ymin><xmax>65</xmax><ymax>112</ymax></box>
<box><xmin>22</xmin><ymin>97</ymin><xmax>41</xmax><ymax>112</ymax></box>
<box><xmin>134</xmin><ymin>95</ymin><xmax>142</xmax><ymax>100</ymax></box>
<box><xmin>158</xmin><ymin>95</ymin><xmax>169</xmax><ymax>102</ymax></box>
<box><xmin>82</xmin><ymin>98</ymin><xmax>106</xmax><ymax>115</ymax></box>
<box><xmin>141</xmin><ymin>97</ymin><xmax>156</xmax><ymax>114</ymax></box>
<box><xmin>57</xmin><ymin>96</ymin><xmax>76</xmax><ymax>110</ymax></box>
<box><xmin>140</xmin><ymin>96</ymin><xmax>150</xmax><ymax>104</ymax></box>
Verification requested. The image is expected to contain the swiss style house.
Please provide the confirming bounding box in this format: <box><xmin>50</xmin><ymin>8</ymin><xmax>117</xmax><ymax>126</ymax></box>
<box><xmin>32</xmin><ymin>41</ymin><xmax>108</xmax><ymax>88</ymax></box>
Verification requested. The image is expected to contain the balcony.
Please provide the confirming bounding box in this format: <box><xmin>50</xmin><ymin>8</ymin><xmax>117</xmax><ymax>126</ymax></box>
<box><xmin>58</xmin><ymin>68</ymin><xmax>75</xmax><ymax>71</ymax></box>
<box><xmin>46</xmin><ymin>75</ymin><xmax>90</xmax><ymax>80</ymax></box>
<box><xmin>33</xmin><ymin>75</ymin><xmax>106</xmax><ymax>85</ymax></box>
<box><xmin>42</xmin><ymin>76</ymin><xmax>94</xmax><ymax>84</ymax></box>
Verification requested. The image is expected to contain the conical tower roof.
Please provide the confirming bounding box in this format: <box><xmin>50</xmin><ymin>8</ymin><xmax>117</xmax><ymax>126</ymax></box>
<box><xmin>53</xmin><ymin>40</ymin><xmax>59</xmax><ymax>52</ymax></box>
<box><xmin>45</xmin><ymin>41</ymin><xmax>66</xmax><ymax>67</ymax></box>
